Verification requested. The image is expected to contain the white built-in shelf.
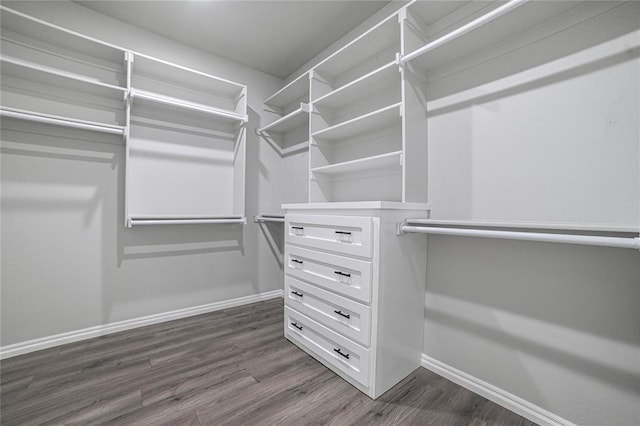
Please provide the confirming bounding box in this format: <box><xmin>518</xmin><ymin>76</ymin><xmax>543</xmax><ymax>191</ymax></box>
<box><xmin>282</xmin><ymin>201</ymin><xmax>430</xmax><ymax>211</ymax></box>
<box><xmin>312</xmin><ymin>102</ymin><xmax>401</xmax><ymax>141</ymax></box>
<box><xmin>314</xmin><ymin>13</ymin><xmax>400</xmax><ymax>80</ymax></box>
<box><xmin>1</xmin><ymin>56</ymin><xmax>126</xmax><ymax>98</ymax></box>
<box><xmin>312</xmin><ymin>61</ymin><xmax>399</xmax><ymax>109</ymax></box>
<box><xmin>1</xmin><ymin>6</ymin><xmax>126</xmax><ymax>84</ymax></box>
<box><xmin>264</xmin><ymin>72</ymin><xmax>310</xmax><ymax>113</ymax></box>
<box><xmin>129</xmin><ymin>88</ymin><xmax>247</xmax><ymax>123</ymax></box>
<box><xmin>405</xmin><ymin>219</ymin><xmax>640</xmax><ymax>234</ymax></box>
<box><xmin>0</xmin><ymin>106</ymin><xmax>126</xmax><ymax>135</ymax></box>
<box><xmin>132</xmin><ymin>53</ymin><xmax>245</xmax><ymax>101</ymax></box>
<box><xmin>402</xmin><ymin>0</ymin><xmax>586</xmax><ymax>73</ymax></box>
<box><xmin>311</xmin><ymin>150</ymin><xmax>402</xmax><ymax>176</ymax></box>
<box><xmin>258</xmin><ymin>103</ymin><xmax>310</xmax><ymax>135</ymax></box>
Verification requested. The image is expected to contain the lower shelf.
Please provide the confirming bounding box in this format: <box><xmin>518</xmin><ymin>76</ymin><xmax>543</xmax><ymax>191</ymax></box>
<box><xmin>310</xmin><ymin>151</ymin><xmax>402</xmax><ymax>175</ymax></box>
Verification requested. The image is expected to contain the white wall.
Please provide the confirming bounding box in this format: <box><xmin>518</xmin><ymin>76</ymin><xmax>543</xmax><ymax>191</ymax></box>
<box><xmin>0</xmin><ymin>1</ymin><xmax>284</xmax><ymax>345</ymax></box>
<box><xmin>283</xmin><ymin>2</ymin><xmax>640</xmax><ymax>425</ymax></box>
<box><xmin>423</xmin><ymin>3</ymin><xmax>640</xmax><ymax>425</ymax></box>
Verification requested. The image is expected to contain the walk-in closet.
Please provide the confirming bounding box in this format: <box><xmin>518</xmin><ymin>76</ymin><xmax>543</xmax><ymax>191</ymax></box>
<box><xmin>1</xmin><ymin>1</ymin><xmax>638</xmax><ymax>425</ymax></box>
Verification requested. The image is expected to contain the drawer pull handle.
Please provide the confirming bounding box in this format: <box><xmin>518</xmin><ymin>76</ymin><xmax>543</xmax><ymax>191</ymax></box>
<box><xmin>334</xmin><ymin>271</ymin><xmax>351</xmax><ymax>278</ymax></box>
<box><xmin>291</xmin><ymin>322</ymin><xmax>303</xmax><ymax>331</ymax></box>
<box><xmin>291</xmin><ymin>226</ymin><xmax>304</xmax><ymax>230</ymax></box>
<box><xmin>291</xmin><ymin>259</ymin><xmax>303</xmax><ymax>264</ymax></box>
<box><xmin>334</xmin><ymin>348</ymin><xmax>350</xmax><ymax>359</ymax></box>
<box><xmin>334</xmin><ymin>231</ymin><xmax>352</xmax><ymax>235</ymax></box>
<box><xmin>334</xmin><ymin>310</ymin><xmax>350</xmax><ymax>319</ymax></box>
<box><xmin>291</xmin><ymin>291</ymin><xmax>303</xmax><ymax>297</ymax></box>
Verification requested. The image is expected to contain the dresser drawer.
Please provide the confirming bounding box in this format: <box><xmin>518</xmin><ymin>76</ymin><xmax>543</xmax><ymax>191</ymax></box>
<box><xmin>285</xmin><ymin>245</ymin><xmax>372</xmax><ymax>304</ymax></box>
<box><xmin>285</xmin><ymin>306</ymin><xmax>370</xmax><ymax>387</ymax></box>
<box><xmin>285</xmin><ymin>275</ymin><xmax>371</xmax><ymax>347</ymax></box>
<box><xmin>286</xmin><ymin>214</ymin><xmax>373</xmax><ymax>258</ymax></box>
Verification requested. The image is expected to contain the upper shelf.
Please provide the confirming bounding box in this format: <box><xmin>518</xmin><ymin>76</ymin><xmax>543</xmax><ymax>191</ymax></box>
<box><xmin>314</xmin><ymin>13</ymin><xmax>400</xmax><ymax>80</ymax></box>
<box><xmin>1</xmin><ymin>6</ymin><xmax>125</xmax><ymax>85</ymax></box>
<box><xmin>264</xmin><ymin>72</ymin><xmax>310</xmax><ymax>113</ymax></box>
<box><xmin>312</xmin><ymin>102</ymin><xmax>401</xmax><ymax>142</ymax></box>
<box><xmin>402</xmin><ymin>0</ymin><xmax>587</xmax><ymax>73</ymax></box>
<box><xmin>312</xmin><ymin>60</ymin><xmax>400</xmax><ymax>110</ymax></box>
<box><xmin>310</xmin><ymin>150</ymin><xmax>402</xmax><ymax>176</ymax></box>
<box><xmin>129</xmin><ymin>88</ymin><xmax>248</xmax><ymax>123</ymax></box>
<box><xmin>1</xmin><ymin>55</ymin><xmax>126</xmax><ymax>99</ymax></box>
<box><xmin>258</xmin><ymin>103</ymin><xmax>310</xmax><ymax>135</ymax></box>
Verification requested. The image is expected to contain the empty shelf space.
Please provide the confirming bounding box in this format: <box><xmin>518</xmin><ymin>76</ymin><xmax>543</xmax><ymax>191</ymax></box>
<box><xmin>315</xmin><ymin>13</ymin><xmax>400</xmax><ymax>79</ymax></box>
<box><xmin>264</xmin><ymin>72</ymin><xmax>310</xmax><ymax>112</ymax></box>
<box><xmin>129</xmin><ymin>88</ymin><xmax>247</xmax><ymax>122</ymax></box>
<box><xmin>0</xmin><ymin>106</ymin><xmax>126</xmax><ymax>135</ymax></box>
<box><xmin>132</xmin><ymin>53</ymin><xmax>245</xmax><ymax>101</ymax></box>
<box><xmin>403</xmin><ymin>0</ymin><xmax>587</xmax><ymax>73</ymax></box>
<box><xmin>258</xmin><ymin>103</ymin><xmax>310</xmax><ymax>135</ymax></box>
<box><xmin>312</xmin><ymin>61</ymin><xmax>399</xmax><ymax>110</ymax></box>
<box><xmin>312</xmin><ymin>102</ymin><xmax>401</xmax><ymax>141</ymax></box>
<box><xmin>310</xmin><ymin>150</ymin><xmax>402</xmax><ymax>175</ymax></box>
<box><xmin>1</xmin><ymin>55</ymin><xmax>126</xmax><ymax>96</ymax></box>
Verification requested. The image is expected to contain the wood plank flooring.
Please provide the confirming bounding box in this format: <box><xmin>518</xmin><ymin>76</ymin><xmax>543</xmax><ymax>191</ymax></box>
<box><xmin>1</xmin><ymin>298</ymin><xmax>537</xmax><ymax>425</ymax></box>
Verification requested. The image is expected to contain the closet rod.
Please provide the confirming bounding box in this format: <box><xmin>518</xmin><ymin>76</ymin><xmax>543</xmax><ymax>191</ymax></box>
<box><xmin>398</xmin><ymin>225</ymin><xmax>640</xmax><ymax>251</ymax></box>
<box><xmin>128</xmin><ymin>217</ymin><xmax>246</xmax><ymax>226</ymax></box>
<box><xmin>401</xmin><ymin>0</ymin><xmax>529</xmax><ymax>65</ymax></box>
<box><xmin>0</xmin><ymin>108</ymin><xmax>126</xmax><ymax>135</ymax></box>
<box><xmin>254</xmin><ymin>215</ymin><xmax>285</xmax><ymax>223</ymax></box>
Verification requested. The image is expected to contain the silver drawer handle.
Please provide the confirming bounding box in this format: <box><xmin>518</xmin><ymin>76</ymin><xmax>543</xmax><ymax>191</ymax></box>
<box><xmin>291</xmin><ymin>259</ymin><xmax>303</xmax><ymax>264</ymax></box>
<box><xmin>334</xmin><ymin>271</ymin><xmax>351</xmax><ymax>278</ymax></box>
<box><xmin>291</xmin><ymin>291</ymin><xmax>303</xmax><ymax>297</ymax></box>
<box><xmin>333</xmin><ymin>348</ymin><xmax>350</xmax><ymax>359</ymax></box>
<box><xmin>291</xmin><ymin>322</ymin><xmax>303</xmax><ymax>331</ymax></box>
<box><xmin>334</xmin><ymin>231</ymin><xmax>352</xmax><ymax>235</ymax></box>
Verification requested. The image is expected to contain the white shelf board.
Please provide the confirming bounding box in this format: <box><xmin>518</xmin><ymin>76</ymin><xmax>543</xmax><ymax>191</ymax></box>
<box><xmin>133</xmin><ymin>53</ymin><xmax>245</xmax><ymax>100</ymax></box>
<box><xmin>315</xmin><ymin>13</ymin><xmax>400</xmax><ymax>78</ymax></box>
<box><xmin>282</xmin><ymin>201</ymin><xmax>430</xmax><ymax>211</ymax></box>
<box><xmin>406</xmin><ymin>219</ymin><xmax>640</xmax><ymax>234</ymax></box>
<box><xmin>310</xmin><ymin>150</ymin><xmax>402</xmax><ymax>176</ymax></box>
<box><xmin>258</xmin><ymin>104</ymin><xmax>309</xmax><ymax>135</ymax></box>
<box><xmin>1</xmin><ymin>56</ymin><xmax>126</xmax><ymax>98</ymax></box>
<box><xmin>312</xmin><ymin>102</ymin><xmax>401</xmax><ymax>141</ymax></box>
<box><xmin>0</xmin><ymin>106</ymin><xmax>126</xmax><ymax>135</ymax></box>
<box><xmin>312</xmin><ymin>61</ymin><xmax>399</xmax><ymax>110</ymax></box>
<box><xmin>264</xmin><ymin>72</ymin><xmax>310</xmax><ymax>109</ymax></box>
<box><xmin>130</xmin><ymin>88</ymin><xmax>247</xmax><ymax>122</ymax></box>
<box><xmin>0</xmin><ymin>6</ymin><xmax>126</xmax><ymax>65</ymax></box>
<box><xmin>403</xmin><ymin>1</ymin><xmax>584</xmax><ymax>73</ymax></box>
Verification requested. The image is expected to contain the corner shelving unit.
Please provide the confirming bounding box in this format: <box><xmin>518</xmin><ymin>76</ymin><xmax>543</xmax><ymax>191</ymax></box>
<box><xmin>259</xmin><ymin>72</ymin><xmax>311</xmax><ymax>156</ymax></box>
<box><xmin>0</xmin><ymin>6</ymin><xmax>248</xmax><ymax>227</ymax></box>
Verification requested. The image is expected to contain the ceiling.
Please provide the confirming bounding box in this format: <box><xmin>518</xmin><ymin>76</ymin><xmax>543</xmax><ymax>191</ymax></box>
<box><xmin>74</xmin><ymin>1</ymin><xmax>391</xmax><ymax>79</ymax></box>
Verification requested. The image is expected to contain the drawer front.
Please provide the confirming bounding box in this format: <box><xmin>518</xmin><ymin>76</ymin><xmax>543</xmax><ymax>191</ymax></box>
<box><xmin>285</xmin><ymin>306</ymin><xmax>370</xmax><ymax>387</ymax></box>
<box><xmin>286</xmin><ymin>214</ymin><xmax>373</xmax><ymax>258</ymax></box>
<box><xmin>285</xmin><ymin>275</ymin><xmax>371</xmax><ymax>347</ymax></box>
<box><xmin>285</xmin><ymin>245</ymin><xmax>372</xmax><ymax>304</ymax></box>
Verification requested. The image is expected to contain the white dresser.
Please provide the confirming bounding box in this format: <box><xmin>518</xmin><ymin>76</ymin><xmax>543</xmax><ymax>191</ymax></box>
<box><xmin>282</xmin><ymin>203</ymin><xmax>428</xmax><ymax>399</ymax></box>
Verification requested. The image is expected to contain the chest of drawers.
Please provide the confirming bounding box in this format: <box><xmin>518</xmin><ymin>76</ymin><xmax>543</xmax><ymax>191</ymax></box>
<box><xmin>283</xmin><ymin>206</ymin><xmax>427</xmax><ymax>399</ymax></box>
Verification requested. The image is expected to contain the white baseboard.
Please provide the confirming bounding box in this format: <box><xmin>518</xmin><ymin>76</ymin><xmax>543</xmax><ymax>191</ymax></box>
<box><xmin>421</xmin><ymin>354</ymin><xmax>575</xmax><ymax>426</ymax></box>
<box><xmin>1</xmin><ymin>289</ymin><xmax>284</xmax><ymax>360</ymax></box>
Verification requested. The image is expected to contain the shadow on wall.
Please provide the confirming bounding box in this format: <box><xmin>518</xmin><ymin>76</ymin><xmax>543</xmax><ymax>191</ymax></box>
<box><xmin>424</xmin><ymin>235</ymin><xmax>640</xmax><ymax>414</ymax></box>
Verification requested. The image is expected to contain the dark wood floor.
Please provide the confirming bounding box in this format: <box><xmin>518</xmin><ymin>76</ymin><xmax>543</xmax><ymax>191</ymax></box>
<box><xmin>1</xmin><ymin>298</ymin><xmax>536</xmax><ymax>425</ymax></box>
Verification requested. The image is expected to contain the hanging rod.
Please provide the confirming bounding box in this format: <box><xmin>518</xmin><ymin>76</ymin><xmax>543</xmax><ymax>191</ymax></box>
<box><xmin>0</xmin><ymin>107</ymin><xmax>126</xmax><ymax>135</ymax></box>
<box><xmin>401</xmin><ymin>0</ymin><xmax>529</xmax><ymax>65</ymax></box>
<box><xmin>254</xmin><ymin>215</ymin><xmax>285</xmax><ymax>223</ymax></box>
<box><xmin>397</xmin><ymin>224</ymin><xmax>640</xmax><ymax>251</ymax></box>
<box><xmin>128</xmin><ymin>216</ymin><xmax>246</xmax><ymax>226</ymax></box>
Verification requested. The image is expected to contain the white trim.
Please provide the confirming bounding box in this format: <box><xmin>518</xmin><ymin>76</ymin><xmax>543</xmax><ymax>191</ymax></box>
<box><xmin>421</xmin><ymin>354</ymin><xmax>576</xmax><ymax>426</ymax></box>
<box><xmin>0</xmin><ymin>290</ymin><xmax>284</xmax><ymax>360</ymax></box>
